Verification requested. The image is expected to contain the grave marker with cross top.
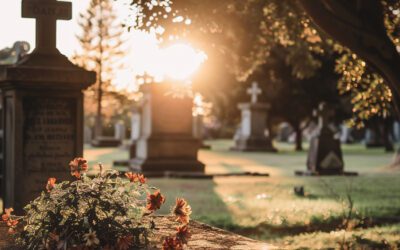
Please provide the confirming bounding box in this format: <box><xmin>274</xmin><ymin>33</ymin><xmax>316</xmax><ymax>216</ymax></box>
<box><xmin>22</xmin><ymin>0</ymin><xmax>72</xmax><ymax>54</ymax></box>
<box><xmin>0</xmin><ymin>0</ymin><xmax>96</xmax><ymax>211</ymax></box>
<box><xmin>247</xmin><ymin>81</ymin><xmax>262</xmax><ymax>104</ymax></box>
<box><xmin>314</xmin><ymin>102</ymin><xmax>335</xmax><ymax>129</ymax></box>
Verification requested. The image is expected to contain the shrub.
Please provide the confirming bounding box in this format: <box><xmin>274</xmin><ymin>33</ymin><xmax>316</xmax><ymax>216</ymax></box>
<box><xmin>2</xmin><ymin>158</ymin><xmax>192</xmax><ymax>250</ymax></box>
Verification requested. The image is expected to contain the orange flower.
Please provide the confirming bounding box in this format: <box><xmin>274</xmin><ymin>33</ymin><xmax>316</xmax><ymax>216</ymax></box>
<box><xmin>7</xmin><ymin>219</ymin><xmax>18</xmax><ymax>227</ymax></box>
<box><xmin>175</xmin><ymin>225</ymin><xmax>191</xmax><ymax>244</ymax></box>
<box><xmin>2</xmin><ymin>208</ymin><xmax>13</xmax><ymax>222</ymax></box>
<box><xmin>117</xmin><ymin>235</ymin><xmax>133</xmax><ymax>250</ymax></box>
<box><xmin>125</xmin><ymin>172</ymin><xmax>147</xmax><ymax>184</ymax></box>
<box><xmin>69</xmin><ymin>157</ymin><xmax>89</xmax><ymax>179</ymax></box>
<box><xmin>162</xmin><ymin>237</ymin><xmax>183</xmax><ymax>250</ymax></box>
<box><xmin>46</xmin><ymin>178</ymin><xmax>56</xmax><ymax>192</ymax></box>
<box><xmin>146</xmin><ymin>190</ymin><xmax>165</xmax><ymax>211</ymax></box>
<box><xmin>172</xmin><ymin>198</ymin><xmax>192</xmax><ymax>224</ymax></box>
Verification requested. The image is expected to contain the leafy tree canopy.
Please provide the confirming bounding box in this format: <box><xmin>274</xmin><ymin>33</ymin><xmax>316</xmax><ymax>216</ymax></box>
<box><xmin>128</xmin><ymin>0</ymin><xmax>400</xmax><ymax>126</ymax></box>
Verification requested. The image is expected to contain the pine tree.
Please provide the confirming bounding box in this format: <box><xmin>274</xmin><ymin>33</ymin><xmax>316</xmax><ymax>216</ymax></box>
<box><xmin>74</xmin><ymin>0</ymin><xmax>125</xmax><ymax>138</ymax></box>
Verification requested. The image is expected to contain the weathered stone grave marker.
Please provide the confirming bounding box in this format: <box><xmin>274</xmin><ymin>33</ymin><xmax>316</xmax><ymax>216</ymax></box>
<box><xmin>129</xmin><ymin>83</ymin><xmax>205</xmax><ymax>175</ymax></box>
<box><xmin>129</xmin><ymin>105</ymin><xmax>141</xmax><ymax>158</ymax></box>
<box><xmin>114</xmin><ymin>120</ymin><xmax>126</xmax><ymax>142</ymax></box>
<box><xmin>295</xmin><ymin>103</ymin><xmax>357</xmax><ymax>176</ymax></box>
<box><xmin>231</xmin><ymin>82</ymin><xmax>276</xmax><ymax>152</ymax></box>
<box><xmin>0</xmin><ymin>0</ymin><xmax>95</xmax><ymax>212</ymax></box>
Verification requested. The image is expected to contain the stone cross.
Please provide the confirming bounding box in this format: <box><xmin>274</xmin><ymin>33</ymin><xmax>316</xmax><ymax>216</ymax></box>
<box><xmin>22</xmin><ymin>0</ymin><xmax>72</xmax><ymax>54</ymax></box>
<box><xmin>247</xmin><ymin>82</ymin><xmax>262</xmax><ymax>104</ymax></box>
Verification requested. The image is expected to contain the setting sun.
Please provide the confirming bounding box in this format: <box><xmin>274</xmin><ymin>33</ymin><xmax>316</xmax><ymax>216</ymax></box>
<box><xmin>158</xmin><ymin>43</ymin><xmax>207</xmax><ymax>81</ymax></box>
<box><xmin>130</xmin><ymin>37</ymin><xmax>207</xmax><ymax>83</ymax></box>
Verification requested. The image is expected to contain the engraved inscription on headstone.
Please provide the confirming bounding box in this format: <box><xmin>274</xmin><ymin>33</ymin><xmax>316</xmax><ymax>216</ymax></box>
<box><xmin>22</xmin><ymin>1</ymin><xmax>72</xmax><ymax>19</ymax></box>
<box><xmin>153</xmin><ymin>98</ymin><xmax>192</xmax><ymax>135</ymax></box>
<box><xmin>23</xmin><ymin>97</ymin><xmax>76</xmax><ymax>173</ymax></box>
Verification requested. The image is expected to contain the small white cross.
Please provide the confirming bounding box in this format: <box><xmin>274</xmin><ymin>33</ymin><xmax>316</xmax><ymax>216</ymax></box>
<box><xmin>247</xmin><ymin>82</ymin><xmax>262</xmax><ymax>104</ymax></box>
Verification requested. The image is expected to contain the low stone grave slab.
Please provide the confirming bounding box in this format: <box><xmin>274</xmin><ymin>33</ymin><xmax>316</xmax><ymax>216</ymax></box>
<box><xmin>294</xmin><ymin>170</ymin><xmax>358</xmax><ymax>176</ymax></box>
<box><xmin>99</xmin><ymin>169</ymin><xmax>270</xmax><ymax>179</ymax></box>
<box><xmin>91</xmin><ymin>136</ymin><xmax>121</xmax><ymax>147</ymax></box>
<box><xmin>0</xmin><ymin>216</ymin><xmax>273</xmax><ymax>249</ymax></box>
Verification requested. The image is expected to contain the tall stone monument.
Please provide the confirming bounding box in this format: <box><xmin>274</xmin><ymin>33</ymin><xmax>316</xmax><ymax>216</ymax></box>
<box><xmin>295</xmin><ymin>103</ymin><xmax>357</xmax><ymax>176</ymax></box>
<box><xmin>0</xmin><ymin>0</ymin><xmax>95</xmax><ymax>211</ymax></box>
<box><xmin>130</xmin><ymin>83</ymin><xmax>205</xmax><ymax>174</ymax></box>
<box><xmin>231</xmin><ymin>82</ymin><xmax>276</xmax><ymax>152</ymax></box>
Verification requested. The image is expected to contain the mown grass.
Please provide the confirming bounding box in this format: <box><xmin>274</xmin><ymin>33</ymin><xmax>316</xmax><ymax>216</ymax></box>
<box><xmin>85</xmin><ymin>140</ymin><xmax>400</xmax><ymax>249</ymax></box>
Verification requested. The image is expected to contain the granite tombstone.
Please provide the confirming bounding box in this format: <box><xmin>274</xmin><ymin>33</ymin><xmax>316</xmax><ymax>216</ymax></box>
<box><xmin>231</xmin><ymin>82</ymin><xmax>276</xmax><ymax>152</ymax></box>
<box><xmin>296</xmin><ymin>103</ymin><xmax>357</xmax><ymax>176</ymax></box>
<box><xmin>0</xmin><ymin>0</ymin><xmax>95</xmax><ymax>211</ymax></box>
<box><xmin>129</xmin><ymin>83</ymin><xmax>205</xmax><ymax>174</ymax></box>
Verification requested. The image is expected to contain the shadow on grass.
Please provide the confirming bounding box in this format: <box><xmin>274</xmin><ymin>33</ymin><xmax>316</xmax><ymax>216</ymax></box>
<box><xmin>147</xmin><ymin>178</ymin><xmax>235</xmax><ymax>229</ymax></box>
<box><xmin>222</xmin><ymin>215</ymin><xmax>400</xmax><ymax>241</ymax></box>
<box><xmin>353</xmin><ymin>235</ymin><xmax>398</xmax><ymax>249</ymax></box>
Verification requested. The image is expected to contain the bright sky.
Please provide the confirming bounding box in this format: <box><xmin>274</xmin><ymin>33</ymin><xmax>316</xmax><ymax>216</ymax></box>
<box><xmin>0</xmin><ymin>0</ymin><xmax>206</xmax><ymax>91</ymax></box>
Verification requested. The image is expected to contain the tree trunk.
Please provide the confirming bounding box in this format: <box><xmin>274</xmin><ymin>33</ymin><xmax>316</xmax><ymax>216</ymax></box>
<box><xmin>294</xmin><ymin>123</ymin><xmax>303</xmax><ymax>151</ymax></box>
<box><xmin>94</xmin><ymin>80</ymin><xmax>103</xmax><ymax>138</ymax></box>
<box><xmin>94</xmin><ymin>5</ymin><xmax>104</xmax><ymax>139</ymax></box>
<box><xmin>383</xmin><ymin>119</ymin><xmax>394</xmax><ymax>152</ymax></box>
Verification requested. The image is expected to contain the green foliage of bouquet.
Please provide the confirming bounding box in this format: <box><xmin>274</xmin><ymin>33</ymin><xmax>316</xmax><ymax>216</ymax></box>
<box><xmin>2</xmin><ymin>158</ymin><xmax>192</xmax><ymax>250</ymax></box>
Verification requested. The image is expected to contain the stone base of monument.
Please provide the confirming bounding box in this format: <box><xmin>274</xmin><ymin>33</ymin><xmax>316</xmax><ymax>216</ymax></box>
<box><xmin>200</xmin><ymin>142</ymin><xmax>212</xmax><ymax>150</ymax></box>
<box><xmin>162</xmin><ymin>171</ymin><xmax>269</xmax><ymax>179</ymax></box>
<box><xmin>91</xmin><ymin>136</ymin><xmax>121</xmax><ymax>147</ymax></box>
<box><xmin>231</xmin><ymin>137</ymin><xmax>277</xmax><ymax>152</ymax></box>
<box><xmin>0</xmin><ymin>216</ymin><xmax>273</xmax><ymax>249</ymax></box>
<box><xmin>294</xmin><ymin>170</ymin><xmax>358</xmax><ymax>176</ymax></box>
<box><xmin>366</xmin><ymin>142</ymin><xmax>385</xmax><ymax>148</ymax></box>
<box><xmin>130</xmin><ymin>158</ymin><xmax>205</xmax><ymax>174</ymax></box>
<box><xmin>112</xmin><ymin>142</ymin><xmax>137</xmax><ymax>167</ymax></box>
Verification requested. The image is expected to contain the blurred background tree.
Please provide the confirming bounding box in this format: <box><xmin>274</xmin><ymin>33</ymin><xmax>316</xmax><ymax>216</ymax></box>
<box><xmin>73</xmin><ymin>0</ymin><xmax>128</xmax><ymax>137</ymax></box>
<box><xmin>129</xmin><ymin>0</ymin><xmax>400</xmax><ymax>154</ymax></box>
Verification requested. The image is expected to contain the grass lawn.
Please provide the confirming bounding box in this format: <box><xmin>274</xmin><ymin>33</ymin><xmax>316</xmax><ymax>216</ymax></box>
<box><xmin>84</xmin><ymin>140</ymin><xmax>400</xmax><ymax>249</ymax></box>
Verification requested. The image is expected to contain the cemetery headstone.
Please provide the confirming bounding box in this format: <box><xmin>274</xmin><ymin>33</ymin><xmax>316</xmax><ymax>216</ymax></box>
<box><xmin>364</xmin><ymin>127</ymin><xmax>384</xmax><ymax>147</ymax></box>
<box><xmin>340</xmin><ymin>124</ymin><xmax>354</xmax><ymax>144</ymax></box>
<box><xmin>129</xmin><ymin>105</ymin><xmax>141</xmax><ymax>158</ymax></box>
<box><xmin>0</xmin><ymin>0</ymin><xmax>95</xmax><ymax>212</ymax></box>
<box><xmin>91</xmin><ymin>120</ymin><xmax>121</xmax><ymax>147</ymax></box>
<box><xmin>192</xmin><ymin>94</ymin><xmax>211</xmax><ymax>149</ymax></box>
<box><xmin>193</xmin><ymin>114</ymin><xmax>211</xmax><ymax>149</ymax></box>
<box><xmin>114</xmin><ymin>120</ymin><xmax>126</xmax><ymax>142</ymax></box>
<box><xmin>129</xmin><ymin>83</ymin><xmax>205</xmax><ymax>174</ymax></box>
<box><xmin>295</xmin><ymin>103</ymin><xmax>357</xmax><ymax>176</ymax></box>
<box><xmin>113</xmin><ymin>106</ymin><xmax>142</xmax><ymax>167</ymax></box>
<box><xmin>277</xmin><ymin>122</ymin><xmax>293</xmax><ymax>142</ymax></box>
<box><xmin>231</xmin><ymin>82</ymin><xmax>276</xmax><ymax>152</ymax></box>
<box><xmin>83</xmin><ymin>126</ymin><xmax>93</xmax><ymax>144</ymax></box>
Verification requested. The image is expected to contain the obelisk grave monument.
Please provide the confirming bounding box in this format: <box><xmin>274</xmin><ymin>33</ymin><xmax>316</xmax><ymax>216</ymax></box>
<box><xmin>232</xmin><ymin>82</ymin><xmax>276</xmax><ymax>152</ymax></box>
<box><xmin>0</xmin><ymin>0</ymin><xmax>95</xmax><ymax>211</ymax></box>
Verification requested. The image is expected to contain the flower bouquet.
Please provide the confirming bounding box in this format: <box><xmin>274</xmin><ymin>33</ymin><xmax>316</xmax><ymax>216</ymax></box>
<box><xmin>2</xmin><ymin>158</ymin><xmax>192</xmax><ymax>250</ymax></box>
